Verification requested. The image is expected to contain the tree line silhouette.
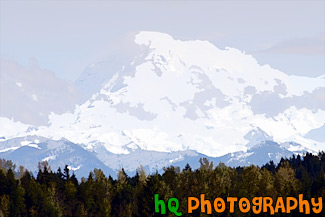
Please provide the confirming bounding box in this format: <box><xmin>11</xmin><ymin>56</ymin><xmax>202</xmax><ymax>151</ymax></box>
<box><xmin>0</xmin><ymin>152</ymin><xmax>324</xmax><ymax>216</ymax></box>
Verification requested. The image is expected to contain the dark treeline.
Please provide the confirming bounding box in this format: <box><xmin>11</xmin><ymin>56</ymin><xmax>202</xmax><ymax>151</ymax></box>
<box><xmin>0</xmin><ymin>152</ymin><xmax>324</xmax><ymax>217</ymax></box>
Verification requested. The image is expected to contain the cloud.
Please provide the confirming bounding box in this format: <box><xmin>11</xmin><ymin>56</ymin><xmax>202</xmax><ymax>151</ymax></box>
<box><xmin>0</xmin><ymin>58</ymin><xmax>82</xmax><ymax>126</ymax></box>
<box><xmin>258</xmin><ymin>34</ymin><xmax>325</xmax><ymax>56</ymax></box>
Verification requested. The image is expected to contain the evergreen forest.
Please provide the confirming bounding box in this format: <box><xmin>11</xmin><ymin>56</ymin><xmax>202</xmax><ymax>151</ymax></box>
<box><xmin>0</xmin><ymin>152</ymin><xmax>324</xmax><ymax>217</ymax></box>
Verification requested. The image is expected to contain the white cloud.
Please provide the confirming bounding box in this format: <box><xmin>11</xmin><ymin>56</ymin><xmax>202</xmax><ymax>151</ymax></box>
<box><xmin>258</xmin><ymin>34</ymin><xmax>325</xmax><ymax>56</ymax></box>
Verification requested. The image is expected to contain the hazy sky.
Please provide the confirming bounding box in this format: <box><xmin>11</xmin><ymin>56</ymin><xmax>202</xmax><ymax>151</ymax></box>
<box><xmin>1</xmin><ymin>0</ymin><xmax>324</xmax><ymax>81</ymax></box>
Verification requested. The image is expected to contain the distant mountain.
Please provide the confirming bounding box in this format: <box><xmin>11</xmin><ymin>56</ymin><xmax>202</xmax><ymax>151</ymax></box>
<box><xmin>0</xmin><ymin>136</ymin><xmax>115</xmax><ymax>178</ymax></box>
<box><xmin>244</xmin><ymin>127</ymin><xmax>273</xmax><ymax>148</ymax></box>
<box><xmin>0</xmin><ymin>136</ymin><xmax>309</xmax><ymax>178</ymax></box>
<box><xmin>0</xmin><ymin>31</ymin><xmax>324</xmax><ymax>177</ymax></box>
<box><xmin>212</xmin><ymin>140</ymin><xmax>295</xmax><ymax>167</ymax></box>
<box><xmin>35</xmin><ymin>31</ymin><xmax>323</xmax><ymax>156</ymax></box>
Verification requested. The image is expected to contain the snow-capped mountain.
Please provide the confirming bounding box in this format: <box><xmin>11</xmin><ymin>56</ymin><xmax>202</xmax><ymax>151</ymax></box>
<box><xmin>0</xmin><ymin>31</ymin><xmax>324</xmax><ymax>176</ymax></box>
<box><xmin>0</xmin><ymin>136</ymin><xmax>297</xmax><ymax>178</ymax></box>
<box><xmin>37</xmin><ymin>31</ymin><xmax>324</xmax><ymax>156</ymax></box>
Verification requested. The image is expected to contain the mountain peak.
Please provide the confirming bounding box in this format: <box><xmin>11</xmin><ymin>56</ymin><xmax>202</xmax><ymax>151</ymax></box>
<box><xmin>135</xmin><ymin>31</ymin><xmax>175</xmax><ymax>46</ymax></box>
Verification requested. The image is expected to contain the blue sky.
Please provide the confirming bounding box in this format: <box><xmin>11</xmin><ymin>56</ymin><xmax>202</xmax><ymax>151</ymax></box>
<box><xmin>1</xmin><ymin>0</ymin><xmax>324</xmax><ymax>81</ymax></box>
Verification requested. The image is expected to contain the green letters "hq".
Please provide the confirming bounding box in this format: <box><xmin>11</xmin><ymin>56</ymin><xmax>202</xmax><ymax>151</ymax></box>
<box><xmin>155</xmin><ymin>194</ymin><xmax>182</xmax><ymax>216</ymax></box>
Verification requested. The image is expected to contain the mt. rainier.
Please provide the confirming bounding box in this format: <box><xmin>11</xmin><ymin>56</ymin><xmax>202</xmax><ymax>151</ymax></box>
<box><xmin>1</xmin><ymin>31</ymin><xmax>324</xmax><ymax>175</ymax></box>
